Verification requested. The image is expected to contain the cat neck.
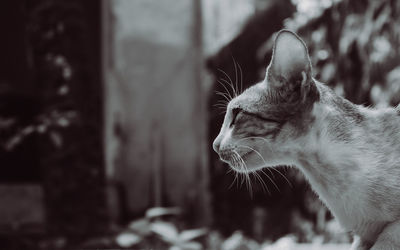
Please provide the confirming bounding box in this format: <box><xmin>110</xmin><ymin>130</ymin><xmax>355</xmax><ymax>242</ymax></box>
<box><xmin>295</xmin><ymin>83</ymin><xmax>366</xmax><ymax>189</ymax></box>
<box><xmin>295</xmin><ymin>137</ymin><xmax>388</xmax><ymax>240</ymax></box>
<box><xmin>292</xmin><ymin>83</ymin><xmax>400</xmax><ymax>237</ymax></box>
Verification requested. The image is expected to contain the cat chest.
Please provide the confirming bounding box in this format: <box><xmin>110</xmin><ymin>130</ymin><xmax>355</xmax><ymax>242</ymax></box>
<box><xmin>315</xmin><ymin>179</ymin><xmax>391</xmax><ymax>238</ymax></box>
<box><xmin>303</xmin><ymin>171</ymin><xmax>368</xmax><ymax>229</ymax></box>
<box><xmin>318</xmin><ymin>184</ymin><xmax>363</xmax><ymax>230</ymax></box>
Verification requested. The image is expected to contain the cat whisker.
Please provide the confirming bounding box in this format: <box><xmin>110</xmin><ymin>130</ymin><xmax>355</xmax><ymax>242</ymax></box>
<box><xmin>237</xmin><ymin>144</ymin><xmax>280</xmax><ymax>193</ymax></box>
<box><xmin>236</xmin><ymin>59</ymin><xmax>244</xmax><ymax>94</ymax></box>
<box><xmin>233</xmin><ymin>150</ymin><xmax>253</xmax><ymax>197</ymax></box>
<box><xmin>228</xmin><ymin>170</ymin><xmax>240</xmax><ymax>190</ymax></box>
<box><xmin>212</xmin><ymin>104</ymin><xmax>227</xmax><ymax>109</ymax></box>
<box><xmin>237</xmin><ymin>137</ymin><xmax>281</xmax><ymax>154</ymax></box>
<box><xmin>219</xmin><ymin>78</ymin><xmax>236</xmax><ymax>98</ymax></box>
<box><xmin>215</xmin><ymin>101</ymin><xmax>229</xmax><ymax>108</ymax></box>
<box><xmin>213</xmin><ymin>102</ymin><xmax>228</xmax><ymax>112</ymax></box>
<box><xmin>212</xmin><ymin>105</ymin><xmax>228</xmax><ymax>114</ymax></box>
<box><xmin>217</xmin><ymin>69</ymin><xmax>237</xmax><ymax>97</ymax></box>
<box><xmin>215</xmin><ymin>91</ymin><xmax>231</xmax><ymax>102</ymax></box>
<box><xmin>252</xmin><ymin>170</ymin><xmax>271</xmax><ymax>195</ymax></box>
<box><xmin>258</xmin><ymin>169</ymin><xmax>280</xmax><ymax>192</ymax></box>
<box><xmin>261</xmin><ymin>164</ymin><xmax>293</xmax><ymax>188</ymax></box>
<box><xmin>226</xmin><ymin>163</ymin><xmax>241</xmax><ymax>190</ymax></box>
<box><xmin>259</xmin><ymin>165</ymin><xmax>289</xmax><ymax>190</ymax></box>
<box><xmin>216</xmin><ymin>79</ymin><xmax>234</xmax><ymax>101</ymax></box>
<box><xmin>237</xmin><ymin>145</ymin><xmax>266</xmax><ymax>162</ymax></box>
<box><xmin>232</xmin><ymin>55</ymin><xmax>239</xmax><ymax>97</ymax></box>
<box><xmin>272</xmin><ymin>167</ymin><xmax>293</xmax><ymax>188</ymax></box>
<box><xmin>236</xmin><ymin>141</ymin><xmax>293</xmax><ymax>188</ymax></box>
<box><xmin>236</xmin><ymin>137</ymin><xmax>276</xmax><ymax>162</ymax></box>
<box><xmin>215</xmin><ymin>89</ymin><xmax>230</xmax><ymax>98</ymax></box>
<box><xmin>234</xmin><ymin>155</ymin><xmax>247</xmax><ymax>187</ymax></box>
<box><xmin>261</xmin><ymin>164</ymin><xmax>275</xmax><ymax>178</ymax></box>
<box><xmin>216</xmin><ymin>99</ymin><xmax>229</xmax><ymax>104</ymax></box>
<box><xmin>213</xmin><ymin>101</ymin><xmax>228</xmax><ymax>107</ymax></box>
<box><xmin>231</xmin><ymin>56</ymin><xmax>244</xmax><ymax>95</ymax></box>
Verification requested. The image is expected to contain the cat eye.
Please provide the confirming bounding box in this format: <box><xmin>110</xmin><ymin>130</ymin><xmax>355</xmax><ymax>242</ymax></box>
<box><xmin>229</xmin><ymin>108</ymin><xmax>241</xmax><ymax>127</ymax></box>
<box><xmin>250</xmin><ymin>113</ymin><xmax>280</xmax><ymax>124</ymax></box>
<box><xmin>229</xmin><ymin>108</ymin><xmax>280</xmax><ymax>128</ymax></box>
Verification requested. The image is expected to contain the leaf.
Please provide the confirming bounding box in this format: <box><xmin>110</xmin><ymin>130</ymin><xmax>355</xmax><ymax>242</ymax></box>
<box><xmin>178</xmin><ymin>241</ymin><xmax>203</xmax><ymax>250</ymax></box>
<box><xmin>151</xmin><ymin>221</ymin><xmax>179</xmax><ymax>243</ymax></box>
<box><xmin>261</xmin><ymin>235</ymin><xmax>297</xmax><ymax>250</ymax></box>
<box><xmin>221</xmin><ymin>231</ymin><xmax>244</xmax><ymax>250</ymax></box>
<box><xmin>49</xmin><ymin>131</ymin><xmax>63</xmax><ymax>147</ymax></box>
<box><xmin>115</xmin><ymin>232</ymin><xmax>142</xmax><ymax>248</ymax></box>
<box><xmin>36</xmin><ymin>124</ymin><xmax>47</xmax><ymax>134</ymax></box>
<box><xmin>57</xmin><ymin>117</ymin><xmax>70</xmax><ymax>127</ymax></box>
<box><xmin>169</xmin><ymin>246</ymin><xmax>182</xmax><ymax>250</ymax></box>
<box><xmin>22</xmin><ymin>126</ymin><xmax>35</xmax><ymax>135</ymax></box>
<box><xmin>146</xmin><ymin>207</ymin><xmax>181</xmax><ymax>218</ymax></box>
<box><xmin>0</xmin><ymin>118</ymin><xmax>15</xmax><ymax>129</ymax></box>
<box><xmin>179</xmin><ymin>228</ymin><xmax>207</xmax><ymax>242</ymax></box>
<box><xmin>128</xmin><ymin>218</ymin><xmax>151</xmax><ymax>235</ymax></box>
<box><xmin>5</xmin><ymin>135</ymin><xmax>22</xmax><ymax>151</ymax></box>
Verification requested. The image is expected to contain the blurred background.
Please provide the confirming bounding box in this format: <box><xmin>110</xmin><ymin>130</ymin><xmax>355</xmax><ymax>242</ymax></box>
<box><xmin>1</xmin><ymin>0</ymin><xmax>400</xmax><ymax>249</ymax></box>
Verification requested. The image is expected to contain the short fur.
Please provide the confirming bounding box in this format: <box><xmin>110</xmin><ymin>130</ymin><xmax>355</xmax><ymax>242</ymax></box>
<box><xmin>213</xmin><ymin>30</ymin><xmax>400</xmax><ymax>250</ymax></box>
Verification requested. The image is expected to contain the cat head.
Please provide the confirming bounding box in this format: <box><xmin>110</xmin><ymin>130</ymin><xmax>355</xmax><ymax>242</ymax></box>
<box><xmin>213</xmin><ymin>30</ymin><xmax>320</xmax><ymax>172</ymax></box>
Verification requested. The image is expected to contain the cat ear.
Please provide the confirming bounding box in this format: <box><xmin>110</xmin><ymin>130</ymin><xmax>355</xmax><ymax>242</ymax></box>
<box><xmin>266</xmin><ymin>30</ymin><xmax>312</xmax><ymax>88</ymax></box>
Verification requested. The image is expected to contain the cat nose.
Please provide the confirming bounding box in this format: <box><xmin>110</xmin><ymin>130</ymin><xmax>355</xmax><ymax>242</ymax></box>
<box><xmin>213</xmin><ymin>137</ymin><xmax>221</xmax><ymax>153</ymax></box>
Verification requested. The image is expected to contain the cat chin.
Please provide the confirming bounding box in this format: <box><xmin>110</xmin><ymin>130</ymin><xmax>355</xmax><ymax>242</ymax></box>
<box><xmin>222</xmin><ymin>151</ymin><xmax>286</xmax><ymax>172</ymax></box>
<box><xmin>229</xmin><ymin>164</ymin><xmax>275</xmax><ymax>173</ymax></box>
<box><xmin>229</xmin><ymin>166</ymin><xmax>252</xmax><ymax>173</ymax></box>
<box><xmin>234</xmin><ymin>162</ymin><xmax>290</xmax><ymax>172</ymax></box>
<box><xmin>229</xmin><ymin>163</ymin><xmax>272</xmax><ymax>173</ymax></box>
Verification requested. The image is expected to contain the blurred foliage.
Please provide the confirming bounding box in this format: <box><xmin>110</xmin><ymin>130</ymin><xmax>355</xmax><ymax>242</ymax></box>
<box><xmin>207</xmin><ymin>0</ymin><xmax>400</xmax><ymax>245</ymax></box>
<box><xmin>0</xmin><ymin>110</ymin><xmax>77</xmax><ymax>151</ymax></box>
<box><xmin>44</xmin><ymin>207</ymin><xmax>206</xmax><ymax>250</ymax></box>
<box><xmin>1</xmin><ymin>1</ymin><xmax>84</xmax><ymax>152</ymax></box>
<box><xmin>94</xmin><ymin>207</ymin><xmax>348</xmax><ymax>250</ymax></box>
<box><xmin>114</xmin><ymin>207</ymin><xmax>206</xmax><ymax>250</ymax></box>
<box><xmin>288</xmin><ymin>0</ymin><xmax>400</xmax><ymax>105</ymax></box>
<box><xmin>18</xmin><ymin>0</ymin><xmax>105</xmax><ymax>237</ymax></box>
<box><xmin>10</xmin><ymin>206</ymin><xmax>348</xmax><ymax>250</ymax></box>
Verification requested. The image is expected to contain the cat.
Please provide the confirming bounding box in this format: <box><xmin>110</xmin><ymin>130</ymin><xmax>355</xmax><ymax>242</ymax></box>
<box><xmin>212</xmin><ymin>30</ymin><xmax>400</xmax><ymax>250</ymax></box>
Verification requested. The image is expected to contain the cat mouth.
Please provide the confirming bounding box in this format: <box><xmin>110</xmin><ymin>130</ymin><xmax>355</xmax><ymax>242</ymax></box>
<box><xmin>219</xmin><ymin>150</ymin><xmax>255</xmax><ymax>171</ymax></box>
<box><xmin>240</xmin><ymin>151</ymin><xmax>254</xmax><ymax>159</ymax></box>
<box><xmin>219</xmin><ymin>150</ymin><xmax>253</xmax><ymax>162</ymax></box>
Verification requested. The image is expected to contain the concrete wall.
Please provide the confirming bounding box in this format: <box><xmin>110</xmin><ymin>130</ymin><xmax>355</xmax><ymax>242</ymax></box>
<box><xmin>103</xmin><ymin>0</ymin><xmax>210</xmax><ymax>224</ymax></box>
<box><xmin>202</xmin><ymin>0</ymin><xmax>257</xmax><ymax>56</ymax></box>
